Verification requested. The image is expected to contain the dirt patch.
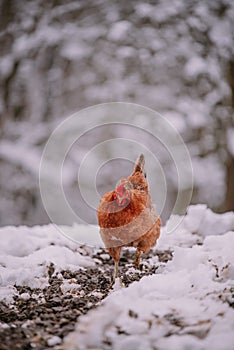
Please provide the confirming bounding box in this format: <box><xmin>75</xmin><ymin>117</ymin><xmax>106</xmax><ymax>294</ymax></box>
<box><xmin>0</xmin><ymin>249</ymin><xmax>173</xmax><ymax>350</ymax></box>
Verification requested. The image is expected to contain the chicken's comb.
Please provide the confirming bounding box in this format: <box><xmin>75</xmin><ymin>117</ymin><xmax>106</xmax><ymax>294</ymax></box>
<box><xmin>116</xmin><ymin>182</ymin><xmax>125</xmax><ymax>195</ymax></box>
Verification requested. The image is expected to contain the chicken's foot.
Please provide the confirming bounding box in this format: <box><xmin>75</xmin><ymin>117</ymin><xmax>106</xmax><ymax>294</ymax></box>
<box><xmin>109</xmin><ymin>261</ymin><xmax>124</xmax><ymax>288</ymax></box>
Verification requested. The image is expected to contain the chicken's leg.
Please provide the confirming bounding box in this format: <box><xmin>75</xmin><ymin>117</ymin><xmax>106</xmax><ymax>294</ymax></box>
<box><xmin>114</xmin><ymin>261</ymin><xmax>119</xmax><ymax>279</ymax></box>
<box><xmin>108</xmin><ymin>247</ymin><xmax>122</xmax><ymax>286</ymax></box>
<box><xmin>134</xmin><ymin>249</ymin><xmax>142</xmax><ymax>269</ymax></box>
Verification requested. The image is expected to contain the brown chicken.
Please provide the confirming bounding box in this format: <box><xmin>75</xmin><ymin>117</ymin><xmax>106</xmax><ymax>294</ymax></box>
<box><xmin>97</xmin><ymin>154</ymin><xmax>161</xmax><ymax>281</ymax></box>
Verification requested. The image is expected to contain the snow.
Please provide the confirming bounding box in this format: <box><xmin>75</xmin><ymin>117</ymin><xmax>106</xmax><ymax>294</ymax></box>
<box><xmin>1</xmin><ymin>0</ymin><xmax>234</xmax><ymax>228</ymax></box>
<box><xmin>64</xmin><ymin>205</ymin><xmax>234</xmax><ymax>350</ymax></box>
<box><xmin>19</xmin><ymin>292</ymin><xmax>31</xmax><ymax>300</ymax></box>
<box><xmin>0</xmin><ymin>224</ymin><xmax>94</xmax><ymax>301</ymax></box>
<box><xmin>183</xmin><ymin>204</ymin><xmax>234</xmax><ymax>236</ymax></box>
<box><xmin>60</xmin><ymin>279</ymin><xmax>81</xmax><ymax>294</ymax></box>
<box><xmin>108</xmin><ymin>21</ymin><xmax>132</xmax><ymax>41</ymax></box>
<box><xmin>47</xmin><ymin>335</ymin><xmax>62</xmax><ymax>347</ymax></box>
<box><xmin>0</xmin><ymin>205</ymin><xmax>234</xmax><ymax>349</ymax></box>
<box><xmin>0</xmin><ymin>140</ymin><xmax>41</xmax><ymax>177</ymax></box>
<box><xmin>209</xmin><ymin>19</ymin><xmax>233</xmax><ymax>49</ymax></box>
<box><xmin>184</xmin><ymin>56</ymin><xmax>208</xmax><ymax>78</ymax></box>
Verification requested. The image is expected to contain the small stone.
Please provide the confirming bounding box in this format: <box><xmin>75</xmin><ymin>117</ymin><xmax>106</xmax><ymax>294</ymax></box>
<box><xmin>20</xmin><ymin>292</ymin><xmax>30</xmax><ymax>300</ymax></box>
<box><xmin>47</xmin><ymin>335</ymin><xmax>62</xmax><ymax>346</ymax></box>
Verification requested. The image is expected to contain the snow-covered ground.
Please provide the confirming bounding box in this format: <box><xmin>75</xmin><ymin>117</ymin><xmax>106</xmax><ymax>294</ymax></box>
<box><xmin>64</xmin><ymin>205</ymin><xmax>234</xmax><ymax>350</ymax></box>
<box><xmin>0</xmin><ymin>224</ymin><xmax>96</xmax><ymax>303</ymax></box>
<box><xmin>0</xmin><ymin>205</ymin><xmax>234</xmax><ymax>350</ymax></box>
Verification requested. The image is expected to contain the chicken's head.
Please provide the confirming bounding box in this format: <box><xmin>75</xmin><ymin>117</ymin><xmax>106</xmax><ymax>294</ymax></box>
<box><xmin>113</xmin><ymin>181</ymin><xmax>132</xmax><ymax>207</ymax></box>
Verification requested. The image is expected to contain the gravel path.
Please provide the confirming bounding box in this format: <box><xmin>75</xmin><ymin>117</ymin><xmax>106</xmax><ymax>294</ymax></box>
<box><xmin>0</xmin><ymin>248</ymin><xmax>173</xmax><ymax>350</ymax></box>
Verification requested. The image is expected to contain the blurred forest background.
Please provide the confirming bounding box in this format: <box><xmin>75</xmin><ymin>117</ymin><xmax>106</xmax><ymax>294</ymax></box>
<box><xmin>0</xmin><ymin>0</ymin><xmax>234</xmax><ymax>226</ymax></box>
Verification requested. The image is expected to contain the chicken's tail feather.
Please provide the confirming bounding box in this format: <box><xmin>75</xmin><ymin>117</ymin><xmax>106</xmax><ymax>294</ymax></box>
<box><xmin>133</xmin><ymin>154</ymin><xmax>146</xmax><ymax>176</ymax></box>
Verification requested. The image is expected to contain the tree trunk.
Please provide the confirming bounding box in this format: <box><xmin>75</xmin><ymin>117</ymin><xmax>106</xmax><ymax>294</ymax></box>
<box><xmin>225</xmin><ymin>156</ymin><xmax>234</xmax><ymax>211</ymax></box>
<box><xmin>224</xmin><ymin>61</ymin><xmax>234</xmax><ymax>211</ymax></box>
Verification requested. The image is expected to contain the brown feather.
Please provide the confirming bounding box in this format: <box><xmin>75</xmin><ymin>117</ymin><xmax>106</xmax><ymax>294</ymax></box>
<box><xmin>96</xmin><ymin>154</ymin><xmax>161</xmax><ymax>268</ymax></box>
